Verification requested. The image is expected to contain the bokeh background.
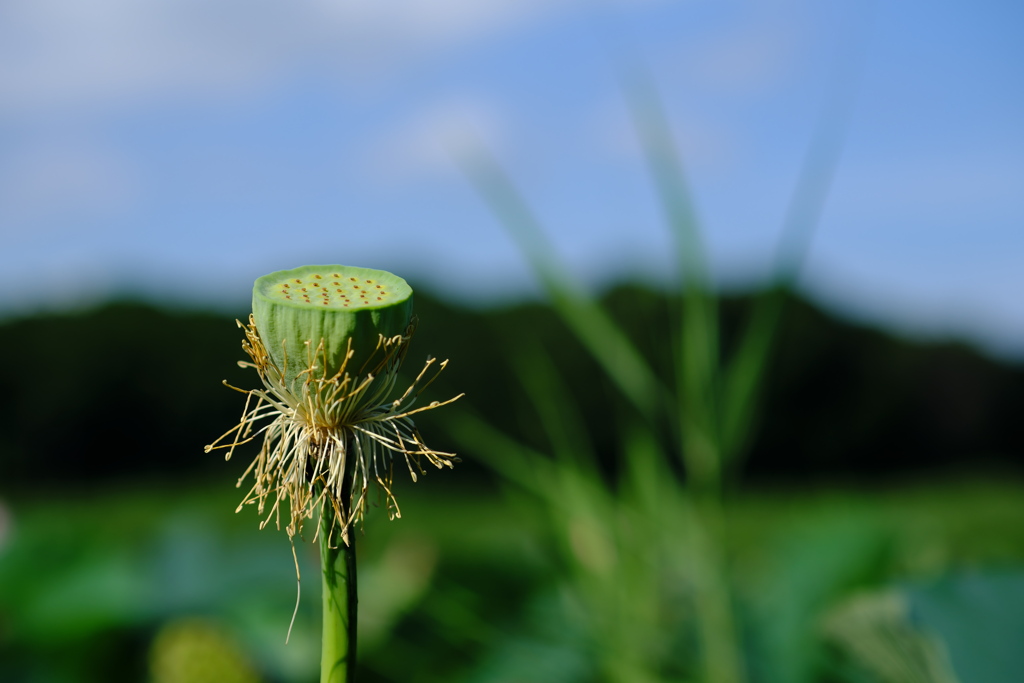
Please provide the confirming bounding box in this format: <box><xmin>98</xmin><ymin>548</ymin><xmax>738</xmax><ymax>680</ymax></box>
<box><xmin>2</xmin><ymin>1</ymin><xmax>1023</xmax><ymax>682</ymax></box>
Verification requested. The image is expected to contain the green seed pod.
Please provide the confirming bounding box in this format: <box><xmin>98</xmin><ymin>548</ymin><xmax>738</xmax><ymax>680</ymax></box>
<box><xmin>210</xmin><ymin>262</ymin><xmax>461</xmax><ymax>551</ymax></box>
<box><xmin>252</xmin><ymin>264</ymin><xmax>414</xmax><ymax>389</ymax></box>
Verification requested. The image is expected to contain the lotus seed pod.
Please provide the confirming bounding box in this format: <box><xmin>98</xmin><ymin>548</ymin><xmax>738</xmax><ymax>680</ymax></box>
<box><xmin>252</xmin><ymin>264</ymin><xmax>414</xmax><ymax>389</ymax></box>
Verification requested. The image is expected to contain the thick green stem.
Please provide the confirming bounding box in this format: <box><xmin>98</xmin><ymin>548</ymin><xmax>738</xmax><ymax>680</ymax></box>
<box><xmin>319</xmin><ymin>503</ymin><xmax>358</xmax><ymax>683</ymax></box>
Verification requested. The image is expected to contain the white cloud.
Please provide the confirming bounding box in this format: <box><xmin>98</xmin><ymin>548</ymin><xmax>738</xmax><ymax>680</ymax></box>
<box><xmin>0</xmin><ymin>0</ymin><xmax>575</xmax><ymax>116</ymax></box>
<box><xmin>366</xmin><ymin>97</ymin><xmax>505</xmax><ymax>182</ymax></box>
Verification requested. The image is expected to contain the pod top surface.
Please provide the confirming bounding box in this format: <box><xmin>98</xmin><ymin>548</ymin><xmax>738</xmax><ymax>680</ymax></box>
<box><xmin>253</xmin><ymin>264</ymin><xmax>412</xmax><ymax>312</ymax></box>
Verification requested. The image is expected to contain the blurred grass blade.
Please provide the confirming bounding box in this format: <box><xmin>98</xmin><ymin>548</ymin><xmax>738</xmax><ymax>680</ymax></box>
<box><xmin>719</xmin><ymin>288</ymin><xmax>784</xmax><ymax>461</ymax></box>
<box><xmin>620</xmin><ymin>64</ymin><xmax>708</xmax><ymax>291</ymax></box>
<box><xmin>446</xmin><ymin>411</ymin><xmax>556</xmax><ymax>495</ymax></box>
<box><xmin>823</xmin><ymin>591</ymin><xmax>961</xmax><ymax>683</ymax></box>
<box><xmin>512</xmin><ymin>337</ymin><xmax>598</xmax><ymax>469</ymax></box>
<box><xmin>621</xmin><ymin>63</ymin><xmax>722</xmax><ymax>483</ymax></box>
<box><xmin>720</xmin><ymin>14</ymin><xmax>868</xmax><ymax>464</ymax></box>
<box><xmin>771</xmin><ymin>12</ymin><xmax>866</xmax><ymax>285</ymax></box>
<box><xmin>620</xmin><ymin>421</ymin><xmax>671</xmax><ymax>520</ymax></box>
<box><xmin>460</xmin><ymin>149</ymin><xmax>663</xmax><ymax>419</ymax></box>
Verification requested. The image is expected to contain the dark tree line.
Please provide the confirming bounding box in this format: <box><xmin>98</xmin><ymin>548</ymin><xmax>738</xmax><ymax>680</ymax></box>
<box><xmin>1</xmin><ymin>286</ymin><xmax>1021</xmax><ymax>487</ymax></box>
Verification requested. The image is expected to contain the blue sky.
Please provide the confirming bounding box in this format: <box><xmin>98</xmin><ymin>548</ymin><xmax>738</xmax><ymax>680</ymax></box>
<box><xmin>1</xmin><ymin>0</ymin><xmax>1022</xmax><ymax>357</ymax></box>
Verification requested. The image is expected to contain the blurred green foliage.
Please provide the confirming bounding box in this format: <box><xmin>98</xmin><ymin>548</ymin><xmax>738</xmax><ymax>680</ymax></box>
<box><xmin>1</xmin><ymin>286</ymin><xmax>1024</xmax><ymax>682</ymax></box>
<box><xmin>2</xmin><ymin>476</ymin><xmax>1024</xmax><ymax>681</ymax></box>
<box><xmin>446</xmin><ymin>60</ymin><xmax>1024</xmax><ymax>680</ymax></box>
